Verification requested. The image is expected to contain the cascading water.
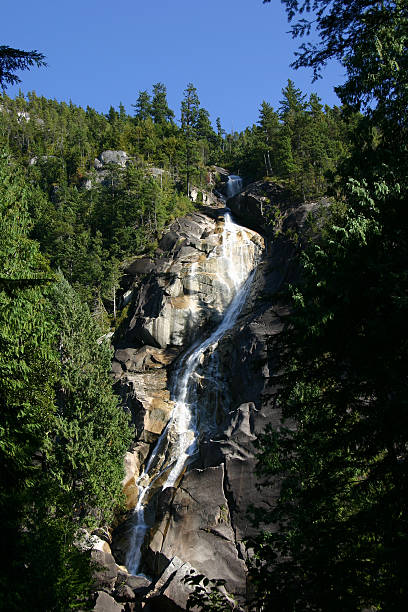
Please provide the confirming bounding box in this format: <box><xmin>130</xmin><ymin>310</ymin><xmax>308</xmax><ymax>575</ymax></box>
<box><xmin>224</xmin><ymin>174</ymin><xmax>243</xmax><ymax>199</ymax></box>
<box><xmin>125</xmin><ymin>211</ymin><xmax>262</xmax><ymax>575</ymax></box>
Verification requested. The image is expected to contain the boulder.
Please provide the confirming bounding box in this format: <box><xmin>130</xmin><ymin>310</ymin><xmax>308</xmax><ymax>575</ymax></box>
<box><xmin>99</xmin><ymin>150</ymin><xmax>128</xmax><ymax>167</ymax></box>
<box><xmin>113</xmin><ymin>583</ymin><xmax>135</xmax><ymax>602</ymax></box>
<box><xmin>124</xmin><ymin>258</ymin><xmax>155</xmax><ymax>276</ymax></box>
<box><xmin>93</xmin><ymin>591</ymin><xmax>124</xmax><ymax>611</ymax></box>
<box><xmin>146</xmin><ymin>557</ymin><xmax>197</xmax><ymax>611</ymax></box>
<box><xmin>114</xmin><ymin>346</ymin><xmax>179</xmax><ymax>373</ymax></box>
<box><xmin>91</xmin><ymin>550</ymin><xmax>118</xmax><ymax>592</ymax></box>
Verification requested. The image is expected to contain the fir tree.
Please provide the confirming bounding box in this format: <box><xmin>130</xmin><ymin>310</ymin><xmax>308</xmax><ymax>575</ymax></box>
<box><xmin>0</xmin><ymin>45</ymin><xmax>46</xmax><ymax>88</ymax></box>
<box><xmin>151</xmin><ymin>82</ymin><xmax>174</xmax><ymax>124</ymax></box>
<box><xmin>181</xmin><ymin>83</ymin><xmax>200</xmax><ymax>196</ymax></box>
<box><xmin>254</xmin><ymin>1</ymin><xmax>408</xmax><ymax>609</ymax></box>
<box><xmin>132</xmin><ymin>90</ymin><xmax>152</xmax><ymax>122</ymax></box>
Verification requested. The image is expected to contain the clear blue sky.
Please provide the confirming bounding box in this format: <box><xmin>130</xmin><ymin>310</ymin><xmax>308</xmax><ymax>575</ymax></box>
<box><xmin>3</xmin><ymin>0</ymin><xmax>344</xmax><ymax>133</ymax></box>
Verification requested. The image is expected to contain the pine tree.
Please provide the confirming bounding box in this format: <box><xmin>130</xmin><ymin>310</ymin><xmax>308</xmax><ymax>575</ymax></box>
<box><xmin>151</xmin><ymin>82</ymin><xmax>174</xmax><ymax>124</ymax></box>
<box><xmin>254</xmin><ymin>1</ymin><xmax>408</xmax><ymax>609</ymax></box>
<box><xmin>0</xmin><ymin>45</ymin><xmax>46</xmax><ymax>88</ymax></box>
<box><xmin>181</xmin><ymin>83</ymin><xmax>200</xmax><ymax>196</ymax></box>
<box><xmin>132</xmin><ymin>90</ymin><xmax>152</xmax><ymax>122</ymax></box>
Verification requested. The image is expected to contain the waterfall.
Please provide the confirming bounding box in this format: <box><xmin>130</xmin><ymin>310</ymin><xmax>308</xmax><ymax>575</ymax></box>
<box><xmin>224</xmin><ymin>175</ymin><xmax>243</xmax><ymax>199</ymax></box>
<box><xmin>125</xmin><ymin>211</ymin><xmax>261</xmax><ymax>575</ymax></box>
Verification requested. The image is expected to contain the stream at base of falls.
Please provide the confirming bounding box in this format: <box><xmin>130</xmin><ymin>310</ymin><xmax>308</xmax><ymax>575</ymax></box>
<box><xmin>125</xmin><ymin>210</ymin><xmax>261</xmax><ymax>575</ymax></box>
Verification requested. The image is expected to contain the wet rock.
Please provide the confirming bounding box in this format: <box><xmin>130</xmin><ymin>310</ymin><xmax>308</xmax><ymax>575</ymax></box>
<box><xmin>110</xmin><ymin>194</ymin><xmax>319</xmax><ymax>604</ymax></box>
<box><xmin>121</xmin><ymin>212</ymin><xmax>263</xmax><ymax>350</ymax></box>
<box><xmin>122</xmin><ymin>442</ymin><xmax>151</xmax><ymax>508</ymax></box>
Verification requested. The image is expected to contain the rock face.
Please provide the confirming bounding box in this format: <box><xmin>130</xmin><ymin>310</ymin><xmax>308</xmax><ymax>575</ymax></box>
<box><xmin>98</xmin><ymin>150</ymin><xmax>129</xmax><ymax>167</ymax></box>
<box><xmin>106</xmin><ymin>185</ymin><xmax>320</xmax><ymax>610</ymax></box>
<box><xmin>112</xmin><ymin>210</ymin><xmax>263</xmax><ymax>458</ymax></box>
<box><xmin>228</xmin><ymin>179</ymin><xmax>327</xmax><ymax>240</ymax></box>
<box><xmin>146</xmin><ymin>465</ymin><xmax>247</xmax><ymax>595</ymax></box>
<box><xmin>122</xmin><ymin>212</ymin><xmax>262</xmax><ymax>350</ymax></box>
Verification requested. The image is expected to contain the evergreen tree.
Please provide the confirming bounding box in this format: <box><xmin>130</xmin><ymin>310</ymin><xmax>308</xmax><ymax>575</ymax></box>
<box><xmin>132</xmin><ymin>90</ymin><xmax>152</xmax><ymax>122</ymax></box>
<box><xmin>254</xmin><ymin>1</ymin><xmax>408</xmax><ymax>609</ymax></box>
<box><xmin>0</xmin><ymin>45</ymin><xmax>46</xmax><ymax>88</ymax></box>
<box><xmin>257</xmin><ymin>101</ymin><xmax>280</xmax><ymax>176</ymax></box>
<box><xmin>151</xmin><ymin>82</ymin><xmax>174</xmax><ymax>124</ymax></box>
<box><xmin>47</xmin><ymin>274</ymin><xmax>133</xmax><ymax>527</ymax></box>
<box><xmin>0</xmin><ymin>150</ymin><xmax>133</xmax><ymax>610</ymax></box>
<box><xmin>279</xmin><ymin>79</ymin><xmax>307</xmax><ymax>122</ymax></box>
<box><xmin>180</xmin><ymin>83</ymin><xmax>200</xmax><ymax>196</ymax></box>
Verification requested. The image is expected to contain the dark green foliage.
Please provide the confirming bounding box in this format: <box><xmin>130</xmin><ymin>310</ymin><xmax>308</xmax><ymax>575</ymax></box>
<box><xmin>0</xmin><ymin>151</ymin><xmax>133</xmax><ymax>609</ymax></box>
<box><xmin>252</xmin><ymin>1</ymin><xmax>408</xmax><ymax>610</ymax></box>
<box><xmin>151</xmin><ymin>82</ymin><xmax>175</xmax><ymax>124</ymax></box>
<box><xmin>47</xmin><ymin>274</ymin><xmax>134</xmax><ymax>526</ymax></box>
<box><xmin>0</xmin><ymin>89</ymin><xmax>200</xmax><ymax>310</ymax></box>
<box><xmin>180</xmin><ymin>82</ymin><xmax>201</xmax><ymax>195</ymax></box>
<box><xmin>132</xmin><ymin>90</ymin><xmax>152</xmax><ymax>122</ymax></box>
<box><xmin>0</xmin><ymin>151</ymin><xmax>87</xmax><ymax>610</ymax></box>
<box><xmin>0</xmin><ymin>45</ymin><xmax>46</xmax><ymax>88</ymax></box>
<box><xmin>222</xmin><ymin>80</ymin><xmax>354</xmax><ymax>199</ymax></box>
<box><xmin>252</xmin><ymin>190</ymin><xmax>408</xmax><ymax>610</ymax></box>
<box><xmin>0</xmin><ymin>150</ymin><xmax>57</xmax><ymax>518</ymax></box>
<box><xmin>184</xmin><ymin>572</ymin><xmax>237</xmax><ymax>611</ymax></box>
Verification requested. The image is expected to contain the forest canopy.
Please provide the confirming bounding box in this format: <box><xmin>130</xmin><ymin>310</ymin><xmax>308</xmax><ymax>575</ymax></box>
<box><xmin>250</xmin><ymin>1</ymin><xmax>408</xmax><ymax>610</ymax></box>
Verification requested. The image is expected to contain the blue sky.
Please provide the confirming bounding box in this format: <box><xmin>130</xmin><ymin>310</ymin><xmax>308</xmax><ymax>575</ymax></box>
<box><xmin>3</xmin><ymin>0</ymin><xmax>344</xmax><ymax>132</ymax></box>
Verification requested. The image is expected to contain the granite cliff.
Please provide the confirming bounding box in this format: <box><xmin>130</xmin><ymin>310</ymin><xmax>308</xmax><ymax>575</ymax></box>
<box><xmin>90</xmin><ymin>182</ymin><xmax>320</xmax><ymax>611</ymax></box>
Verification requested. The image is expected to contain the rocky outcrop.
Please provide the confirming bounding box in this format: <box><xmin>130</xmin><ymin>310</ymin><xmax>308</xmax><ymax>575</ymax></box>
<box><xmin>146</xmin><ymin>465</ymin><xmax>247</xmax><ymax>595</ymax></box>
<box><xmin>121</xmin><ymin>211</ymin><xmax>262</xmax><ymax>349</ymax></box>
<box><xmin>98</xmin><ymin>150</ymin><xmax>129</xmax><ymax>167</ymax></box>
<box><xmin>112</xmin><ymin>210</ymin><xmax>264</xmax><ymax>499</ymax></box>
<box><xmin>104</xmin><ymin>183</ymin><xmax>322</xmax><ymax>610</ymax></box>
<box><xmin>228</xmin><ymin>179</ymin><xmax>326</xmax><ymax>239</ymax></box>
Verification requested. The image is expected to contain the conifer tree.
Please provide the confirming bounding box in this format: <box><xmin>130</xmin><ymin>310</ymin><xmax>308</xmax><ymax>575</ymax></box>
<box><xmin>132</xmin><ymin>90</ymin><xmax>152</xmax><ymax>122</ymax></box>
<box><xmin>181</xmin><ymin>83</ymin><xmax>200</xmax><ymax>196</ymax></box>
<box><xmin>0</xmin><ymin>45</ymin><xmax>46</xmax><ymax>88</ymax></box>
<box><xmin>258</xmin><ymin>101</ymin><xmax>280</xmax><ymax>176</ymax></box>
<box><xmin>151</xmin><ymin>82</ymin><xmax>174</xmax><ymax>124</ymax></box>
<box><xmin>0</xmin><ymin>150</ymin><xmax>59</xmax><ymax>609</ymax></box>
<box><xmin>254</xmin><ymin>1</ymin><xmax>408</xmax><ymax>609</ymax></box>
<box><xmin>47</xmin><ymin>274</ymin><xmax>133</xmax><ymax>526</ymax></box>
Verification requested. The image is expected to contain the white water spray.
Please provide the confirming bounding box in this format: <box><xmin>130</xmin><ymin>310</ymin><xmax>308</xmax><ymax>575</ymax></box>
<box><xmin>224</xmin><ymin>175</ymin><xmax>243</xmax><ymax>199</ymax></box>
<box><xmin>125</xmin><ymin>211</ymin><xmax>261</xmax><ymax>575</ymax></box>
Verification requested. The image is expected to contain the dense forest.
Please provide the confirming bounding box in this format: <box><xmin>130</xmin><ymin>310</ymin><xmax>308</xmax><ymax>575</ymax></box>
<box><xmin>1</xmin><ymin>0</ymin><xmax>408</xmax><ymax>607</ymax></box>
<box><xmin>250</xmin><ymin>1</ymin><xmax>408</xmax><ymax>611</ymax></box>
